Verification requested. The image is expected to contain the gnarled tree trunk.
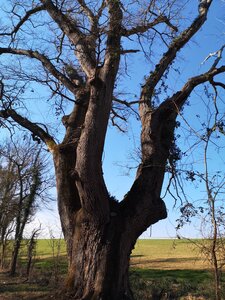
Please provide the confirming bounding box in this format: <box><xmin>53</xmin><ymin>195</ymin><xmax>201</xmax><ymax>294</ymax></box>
<box><xmin>52</xmin><ymin>83</ymin><xmax>169</xmax><ymax>298</ymax></box>
<box><xmin>54</xmin><ymin>155</ymin><xmax>167</xmax><ymax>299</ymax></box>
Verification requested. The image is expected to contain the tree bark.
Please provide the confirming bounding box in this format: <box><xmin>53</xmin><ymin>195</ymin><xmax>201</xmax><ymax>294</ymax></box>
<box><xmin>0</xmin><ymin>238</ymin><xmax>7</xmax><ymax>269</ymax></box>
<box><xmin>54</xmin><ymin>169</ymin><xmax>166</xmax><ymax>299</ymax></box>
<box><xmin>53</xmin><ymin>133</ymin><xmax>167</xmax><ymax>299</ymax></box>
<box><xmin>53</xmin><ymin>163</ymin><xmax>155</xmax><ymax>300</ymax></box>
<box><xmin>64</xmin><ymin>211</ymin><xmax>134</xmax><ymax>300</ymax></box>
<box><xmin>51</xmin><ymin>76</ymin><xmax>169</xmax><ymax>299</ymax></box>
<box><xmin>10</xmin><ymin>239</ymin><xmax>20</xmax><ymax>276</ymax></box>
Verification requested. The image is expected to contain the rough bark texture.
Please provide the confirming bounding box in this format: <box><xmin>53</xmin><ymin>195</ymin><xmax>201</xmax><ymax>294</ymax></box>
<box><xmin>53</xmin><ymin>150</ymin><xmax>166</xmax><ymax>299</ymax></box>
<box><xmin>51</xmin><ymin>82</ymin><xmax>169</xmax><ymax>299</ymax></box>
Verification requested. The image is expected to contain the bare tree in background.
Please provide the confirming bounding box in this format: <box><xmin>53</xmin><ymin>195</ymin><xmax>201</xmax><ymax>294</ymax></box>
<box><xmin>176</xmin><ymin>86</ymin><xmax>225</xmax><ymax>300</ymax></box>
<box><xmin>0</xmin><ymin>138</ymin><xmax>53</xmax><ymax>275</ymax></box>
<box><xmin>0</xmin><ymin>160</ymin><xmax>18</xmax><ymax>269</ymax></box>
<box><xmin>201</xmin><ymin>106</ymin><xmax>225</xmax><ymax>300</ymax></box>
<box><xmin>0</xmin><ymin>0</ymin><xmax>224</xmax><ymax>298</ymax></box>
<box><xmin>26</xmin><ymin>227</ymin><xmax>41</xmax><ymax>279</ymax></box>
<box><xmin>202</xmin><ymin>142</ymin><xmax>225</xmax><ymax>300</ymax></box>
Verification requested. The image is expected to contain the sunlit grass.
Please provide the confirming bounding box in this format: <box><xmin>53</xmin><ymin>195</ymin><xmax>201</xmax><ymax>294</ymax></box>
<box><xmin>1</xmin><ymin>239</ymin><xmax>221</xmax><ymax>299</ymax></box>
<box><xmin>35</xmin><ymin>239</ymin><xmax>67</xmax><ymax>257</ymax></box>
<box><xmin>34</xmin><ymin>238</ymin><xmax>209</xmax><ymax>271</ymax></box>
<box><xmin>131</xmin><ymin>239</ymin><xmax>208</xmax><ymax>270</ymax></box>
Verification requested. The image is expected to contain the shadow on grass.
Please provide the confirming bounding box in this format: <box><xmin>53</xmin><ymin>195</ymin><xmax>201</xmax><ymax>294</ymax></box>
<box><xmin>0</xmin><ymin>282</ymin><xmax>49</xmax><ymax>294</ymax></box>
<box><xmin>18</xmin><ymin>254</ymin><xmax>68</xmax><ymax>275</ymax></box>
<box><xmin>131</xmin><ymin>255</ymin><xmax>144</xmax><ymax>258</ymax></box>
<box><xmin>34</xmin><ymin>255</ymin><xmax>68</xmax><ymax>272</ymax></box>
<box><xmin>0</xmin><ymin>256</ymin><xmax>68</xmax><ymax>298</ymax></box>
<box><xmin>131</xmin><ymin>256</ymin><xmax>203</xmax><ymax>267</ymax></box>
<box><xmin>132</xmin><ymin>268</ymin><xmax>211</xmax><ymax>284</ymax></box>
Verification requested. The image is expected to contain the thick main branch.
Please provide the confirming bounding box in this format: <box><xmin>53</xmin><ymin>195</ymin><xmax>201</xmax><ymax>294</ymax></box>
<box><xmin>140</xmin><ymin>0</ymin><xmax>213</xmax><ymax>117</ymax></box>
<box><xmin>41</xmin><ymin>0</ymin><xmax>96</xmax><ymax>77</ymax></box>
<box><xmin>0</xmin><ymin>108</ymin><xmax>57</xmax><ymax>152</ymax></box>
<box><xmin>122</xmin><ymin>15</ymin><xmax>178</xmax><ymax>37</ymax></box>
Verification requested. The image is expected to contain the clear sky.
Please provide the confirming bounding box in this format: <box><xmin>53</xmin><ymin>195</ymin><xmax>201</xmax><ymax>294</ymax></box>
<box><xmin>1</xmin><ymin>1</ymin><xmax>225</xmax><ymax>239</ymax></box>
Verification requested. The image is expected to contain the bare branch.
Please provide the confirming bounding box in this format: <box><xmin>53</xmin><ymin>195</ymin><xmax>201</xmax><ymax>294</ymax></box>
<box><xmin>113</xmin><ymin>97</ymin><xmax>139</xmax><ymax>106</ymax></box>
<box><xmin>209</xmin><ymin>79</ymin><xmax>225</xmax><ymax>90</ymax></box>
<box><xmin>140</xmin><ymin>0</ymin><xmax>213</xmax><ymax>115</ymax></box>
<box><xmin>202</xmin><ymin>44</ymin><xmax>225</xmax><ymax>70</ymax></box>
<box><xmin>149</xmin><ymin>10</ymin><xmax>178</xmax><ymax>32</ymax></box>
<box><xmin>120</xmin><ymin>49</ymin><xmax>140</xmax><ymax>55</ymax></box>
<box><xmin>111</xmin><ymin>108</ymin><xmax>126</xmax><ymax>133</ymax></box>
<box><xmin>173</xmin><ymin>65</ymin><xmax>225</xmax><ymax>109</ymax></box>
<box><xmin>0</xmin><ymin>47</ymin><xmax>78</xmax><ymax>95</ymax></box>
<box><xmin>113</xmin><ymin>97</ymin><xmax>140</xmax><ymax>119</ymax></box>
<box><xmin>40</xmin><ymin>0</ymin><xmax>96</xmax><ymax>76</ymax></box>
<box><xmin>77</xmin><ymin>0</ymin><xmax>95</xmax><ymax>25</ymax></box>
<box><xmin>97</xmin><ymin>0</ymin><xmax>106</xmax><ymax>19</ymax></box>
<box><xmin>157</xmin><ymin>65</ymin><xmax>225</xmax><ymax>115</ymax></box>
<box><xmin>0</xmin><ymin>5</ymin><xmax>45</xmax><ymax>38</ymax></box>
<box><xmin>0</xmin><ymin>109</ymin><xmax>57</xmax><ymax>153</ymax></box>
<box><xmin>122</xmin><ymin>15</ymin><xmax>178</xmax><ymax>37</ymax></box>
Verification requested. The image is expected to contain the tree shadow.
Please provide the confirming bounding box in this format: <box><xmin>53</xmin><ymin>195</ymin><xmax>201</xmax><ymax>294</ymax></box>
<box><xmin>131</xmin><ymin>256</ymin><xmax>203</xmax><ymax>266</ymax></box>
<box><xmin>132</xmin><ymin>268</ymin><xmax>211</xmax><ymax>284</ymax></box>
<box><xmin>130</xmin><ymin>254</ymin><xmax>144</xmax><ymax>258</ymax></box>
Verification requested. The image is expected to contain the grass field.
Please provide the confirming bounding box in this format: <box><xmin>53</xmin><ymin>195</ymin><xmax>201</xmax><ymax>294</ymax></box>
<box><xmin>0</xmin><ymin>239</ymin><xmax>220</xmax><ymax>299</ymax></box>
<box><xmin>130</xmin><ymin>239</ymin><xmax>214</xmax><ymax>299</ymax></box>
<box><xmin>34</xmin><ymin>238</ymin><xmax>207</xmax><ymax>268</ymax></box>
<box><xmin>131</xmin><ymin>239</ymin><xmax>208</xmax><ymax>270</ymax></box>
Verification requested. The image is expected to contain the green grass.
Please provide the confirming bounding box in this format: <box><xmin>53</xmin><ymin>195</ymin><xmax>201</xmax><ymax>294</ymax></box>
<box><xmin>133</xmin><ymin>268</ymin><xmax>210</xmax><ymax>284</ymax></box>
<box><xmin>34</xmin><ymin>239</ymin><xmax>213</xmax><ymax>287</ymax></box>
<box><xmin>128</xmin><ymin>239</ymin><xmax>221</xmax><ymax>299</ymax></box>
<box><xmin>34</xmin><ymin>238</ymin><xmax>210</xmax><ymax>278</ymax></box>
<box><xmin>131</xmin><ymin>239</ymin><xmax>207</xmax><ymax>270</ymax></box>
<box><xmin>34</xmin><ymin>238</ymin><xmax>202</xmax><ymax>262</ymax></box>
<box><xmin>0</xmin><ymin>238</ymin><xmax>221</xmax><ymax>299</ymax></box>
<box><xmin>35</xmin><ymin>239</ymin><xmax>67</xmax><ymax>257</ymax></box>
<box><xmin>18</xmin><ymin>239</ymin><xmax>68</xmax><ymax>272</ymax></box>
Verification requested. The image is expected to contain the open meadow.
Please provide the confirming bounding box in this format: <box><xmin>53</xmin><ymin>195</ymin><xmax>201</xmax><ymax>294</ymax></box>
<box><xmin>0</xmin><ymin>239</ymin><xmax>220</xmax><ymax>299</ymax></box>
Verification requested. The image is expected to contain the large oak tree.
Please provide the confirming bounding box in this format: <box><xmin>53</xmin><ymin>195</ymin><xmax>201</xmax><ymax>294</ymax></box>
<box><xmin>0</xmin><ymin>0</ymin><xmax>225</xmax><ymax>299</ymax></box>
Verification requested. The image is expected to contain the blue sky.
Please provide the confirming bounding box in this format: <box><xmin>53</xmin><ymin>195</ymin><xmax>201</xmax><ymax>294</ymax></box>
<box><xmin>1</xmin><ymin>1</ymin><xmax>225</xmax><ymax>239</ymax></box>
